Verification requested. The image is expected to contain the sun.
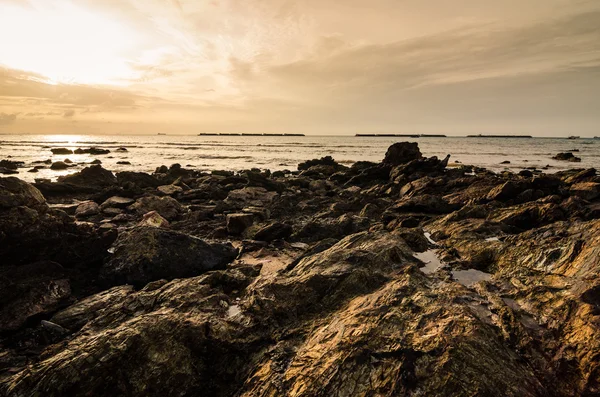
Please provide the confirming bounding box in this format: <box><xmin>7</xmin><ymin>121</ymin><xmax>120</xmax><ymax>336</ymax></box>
<box><xmin>0</xmin><ymin>1</ymin><xmax>142</xmax><ymax>85</ymax></box>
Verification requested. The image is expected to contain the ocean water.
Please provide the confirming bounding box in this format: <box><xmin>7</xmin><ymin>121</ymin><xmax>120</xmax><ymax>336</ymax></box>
<box><xmin>0</xmin><ymin>134</ymin><xmax>599</xmax><ymax>183</ymax></box>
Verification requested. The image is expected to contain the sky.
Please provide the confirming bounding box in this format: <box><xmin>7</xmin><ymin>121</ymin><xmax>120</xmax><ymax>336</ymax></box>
<box><xmin>0</xmin><ymin>0</ymin><xmax>599</xmax><ymax>136</ymax></box>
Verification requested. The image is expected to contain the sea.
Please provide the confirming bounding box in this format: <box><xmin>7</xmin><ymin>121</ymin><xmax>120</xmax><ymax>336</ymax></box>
<box><xmin>1</xmin><ymin>134</ymin><xmax>599</xmax><ymax>183</ymax></box>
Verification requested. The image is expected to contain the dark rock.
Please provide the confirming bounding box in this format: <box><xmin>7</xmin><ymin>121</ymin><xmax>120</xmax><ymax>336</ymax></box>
<box><xmin>298</xmin><ymin>156</ymin><xmax>339</xmax><ymax>171</ymax></box>
<box><xmin>116</xmin><ymin>161</ymin><xmax>131</xmax><ymax>165</ymax></box>
<box><xmin>226</xmin><ymin>213</ymin><xmax>255</xmax><ymax>235</ymax></box>
<box><xmin>129</xmin><ymin>196</ymin><xmax>183</xmax><ymax>221</ymax></box>
<box><xmin>138</xmin><ymin>210</ymin><xmax>170</xmax><ymax>228</ymax></box>
<box><xmin>58</xmin><ymin>165</ymin><xmax>117</xmax><ymax>188</ymax></box>
<box><xmin>500</xmin><ymin>160</ymin><xmax>511</xmax><ymax>164</ymax></box>
<box><xmin>486</xmin><ymin>181</ymin><xmax>531</xmax><ymax>202</ymax></box>
<box><xmin>101</xmin><ymin>227</ymin><xmax>238</xmax><ymax>287</ymax></box>
<box><xmin>63</xmin><ymin>158</ymin><xmax>73</xmax><ymax>164</ymax></box>
<box><xmin>116</xmin><ymin>147</ymin><xmax>128</xmax><ymax>152</ymax></box>
<box><xmin>0</xmin><ymin>160</ymin><xmax>23</xmax><ymax>170</ymax></box>
<box><xmin>90</xmin><ymin>159</ymin><xmax>102</xmax><ymax>165</ymax></box>
<box><xmin>50</xmin><ymin>148</ymin><xmax>73</xmax><ymax>155</ymax></box>
<box><xmin>100</xmin><ymin>196</ymin><xmax>135</xmax><ymax>209</ymax></box>
<box><xmin>0</xmin><ymin>261</ymin><xmax>72</xmax><ymax>332</ymax></box>
<box><xmin>253</xmin><ymin>222</ymin><xmax>293</xmax><ymax>242</ymax></box>
<box><xmin>0</xmin><ymin>167</ymin><xmax>18</xmax><ymax>175</ymax></box>
<box><xmin>570</xmin><ymin>182</ymin><xmax>600</xmax><ymax>201</ymax></box>
<box><xmin>75</xmin><ymin>201</ymin><xmax>100</xmax><ymax>218</ymax></box>
<box><xmin>116</xmin><ymin>171</ymin><xmax>161</xmax><ymax>188</ymax></box>
<box><xmin>553</xmin><ymin>152</ymin><xmax>581</xmax><ymax>162</ymax></box>
<box><xmin>382</xmin><ymin>142</ymin><xmax>422</xmax><ymax>165</ymax></box>
<box><xmin>50</xmin><ymin>161</ymin><xmax>69</xmax><ymax>170</ymax></box>
<box><xmin>74</xmin><ymin>147</ymin><xmax>110</xmax><ymax>155</ymax></box>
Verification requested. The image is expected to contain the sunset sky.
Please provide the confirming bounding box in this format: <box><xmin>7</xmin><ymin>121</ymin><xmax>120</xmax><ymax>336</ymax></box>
<box><xmin>0</xmin><ymin>0</ymin><xmax>599</xmax><ymax>135</ymax></box>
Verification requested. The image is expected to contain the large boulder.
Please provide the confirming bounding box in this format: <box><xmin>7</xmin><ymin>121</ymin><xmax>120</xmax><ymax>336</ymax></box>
<box><xmin>570</xmin><ymin>182</ymin><xmax>600</xmax><ymax>201</ymax></box>
<box><xmin>116</xmin><ymin>171</ymin><xmax>162</xmax><ymax>188</ymax></box>
<box><xmin>252</xmin><ymin>222</ymin><xmax>293</xmax><ymax>242</ymax></box>
<box><xmin>101</xmin><ymin>227</ymin><xmax>238</xmax><ymax>287</ymax></box>
<box><xmin>226</xmin><ymin>213</ymin><xmax>255</xmax><ymax>235</ymax></box>
<box><xmin>383</xmin><ymin>142</ymin><xmax>422</xmax><ymax>165</ymax></box>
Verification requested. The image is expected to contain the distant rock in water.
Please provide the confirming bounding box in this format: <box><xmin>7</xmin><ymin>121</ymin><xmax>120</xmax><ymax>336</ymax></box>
<box><xmin>50</xmin><ymin>161</ymin><xmax>70</xmax><ymax>170</ymax></box>
<box><xmin>298</xmin><ymin>155</ymin><xmax>340</xmax><ymax>171</ymax></box>
<box><xmin>383</xmin><ymin>141</ymin><xmax>422</xmax><ymax>165</ymax></box>
<box><xmin>51</xmin><ymin>148</ymin><xmax>73</xmax><ymax>155</ymax></box>
<box><xmin>74</xmin><ymin>147</ymin><xmax>110</xmax><ymax>155</ymax></box>
<box><xmin>553</xmin><ymin>152</ymin><xmax>581</xmax><ymax>162</ymax></box>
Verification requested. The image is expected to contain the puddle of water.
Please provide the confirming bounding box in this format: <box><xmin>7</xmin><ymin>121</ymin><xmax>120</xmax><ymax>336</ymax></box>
<box><xmin>415</xmin><ymin>250</ymin><xmax>444</xmax><ymax>274</ymax></box>
<box><xmin>452</xmin><ymin>269</ymin><xmax>492</xmax><ymax>287</ymax></box>
<box><xmin>485</xmin><ymin>237</ymin><xmax>500</xmax><ymax>242</ymax></box>
<box><xmin>227</xmin><ymin>305</ymin><xmax>241</xmax><ymax>318</ymax></box>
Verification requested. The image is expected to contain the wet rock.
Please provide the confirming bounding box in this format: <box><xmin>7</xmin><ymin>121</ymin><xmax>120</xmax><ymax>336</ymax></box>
<box><xmin>553</xmin><ymin>152</ymin><xmax>581</xmax><ymax>162</ymax></box>
<box><xmin>570</xmin><ymin>182</ymin><xmax>600</xmax><ymax>201</ymax></box>
<box><xmin>75</xmin><ymin>201</ymin><xmax>100</xmax><ymax>218</ymax></box>
<box><xmin>50</xmin><ymin>148</ymin><xmax>73</xmax><ymax>155</ymax></box>
<box><xmin>116</xmin><ymin>147</ymin><xmax>128</xmax><ymax>152</ymax></box>
<box><xmin>382</xmin><ymin>141</ymin><xmax>422</xmax><ymax>165</ymax></box>
<box><xmin>50</xmin><ymin>161</ymin><xmax>69</xmax><ymax>170</ymax></box>
<box><xmin>226</xmin><ymin>213</ymin><xmax>255</xmax><ymax>235</ymax></box>
<box><xmin>0</xmin><ymin>160</ymin><xmax>23</xmax><ymax>170</ymax></box>
<box><xmin>116</xmin><ymin>161</ymin><xmax>131</xmax><ymax>165</ymax></box>
<box><xmin>244</xmin><ymin>171</ymin><xmax>285</xmax><ymax>192</ymax></box>
<box><xmin>101</xmin><ymin>226</ymin><xmax>238</xmax><ymax>287</ymax></box>
<box><xmin>225</xmin><ymin>187</ymin><xmax>278</xmax><ymax>209</ymax></box>
<box><xmin>253</xmin><ymin>222</ymin><xmax>293</xmax><ymax>242</ymax></box>
<box><xmin>486</xmin><ymin>180</ymin><xmax>531</xmax><ymax>202</ymax></box>
<box><xmin>129</xmin><ymin>196</ymin><xmax>183</xmax><ymax>221</ymax></box>
<box><xmin>393</xmin><ymin>194</ymin><xmax>458</xmax><ymax>214</ymax></box>
<box><xmin>74</xmin><ymin>147</ymin><xmax>110</xmax><ymax>155</ymax></box>
<box><xmin>0</xmin><ymin>167</ymin><xmax>18</xmax><ymax>175</ymax></box>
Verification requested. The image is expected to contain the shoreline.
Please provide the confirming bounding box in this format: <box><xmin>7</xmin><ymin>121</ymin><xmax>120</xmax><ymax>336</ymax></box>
<box><xmin>1</xmin><ymin>142</ymin><xmax>600</xmax><ymax>395</ymax></box>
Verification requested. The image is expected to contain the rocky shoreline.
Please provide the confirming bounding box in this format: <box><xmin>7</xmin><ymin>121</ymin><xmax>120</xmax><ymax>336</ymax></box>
<box><xmin>1</xmin><ymin>142</ymin><xmax>599</xmax><ymax>396</ymax></box>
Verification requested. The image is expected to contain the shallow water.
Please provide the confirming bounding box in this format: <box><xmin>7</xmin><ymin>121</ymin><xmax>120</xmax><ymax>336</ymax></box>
<box><xmin>451</xmin><ymin>269</ymin><xmax>493</xmax><ymax>287</ymax></box>
<box><xmin>1</xmin><ymin>134</ymin><xmax>599</xmax><ymax>182</ymax></box>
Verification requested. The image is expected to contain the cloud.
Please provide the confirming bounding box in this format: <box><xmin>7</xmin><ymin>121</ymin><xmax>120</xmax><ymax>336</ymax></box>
<box><xmin>63</xmin><ymin>109</ymin><xmax>75</xmax><ymax>118</ymax></box>
<box><xmin>0</xmin><ymin>113</ymin><xmax>18</xmax><ymax>125</ymax></box>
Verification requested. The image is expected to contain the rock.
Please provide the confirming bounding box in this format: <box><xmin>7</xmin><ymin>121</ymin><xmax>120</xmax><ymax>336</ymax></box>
<box><xmin>116</xmin><ymin>171</ymin><xmax>161</xmax><ymax>188</ymax></box>
<box><xmin>225</xmin><ymin>187</ymin><xmax>278</xmax><ymax>209</ymax></box>
<box><xmin>0</xmin><ymin>167</ymin><xmax>18</xmax><ymax>175</ymax></box>
<box><xmin>226</xmin><ymin>213</ymin><xmax>255</xmax><ymax>235</ymax></box>
<box><xmin>500</xmin><ymin>160</ymin><xmax>511</xmax><ymax>164</ymax></box>
<box><xmin>0</xmin><ymin>261</ymin><xmax>72</xmax><ymax>332</ymax></box>
<box><xmin>298</xmin><ymin>156</ymin><xmax>340</xmax><ymax>171</ymax></box>
<box><xmin>51</xmin><ymin>285</ymin><xmax>134</xmax><ymax>331</ymax></box>
<box><xmin>90</xmin><ymin>159</ymin><xmax>102</xmax><ymax>165</ymax></box>
<box><xmin>129</xmin><ymin>196</ymin><xmax>183</xmax><ymax>221</ymax></box>
<box><xmin>393</xmin><ymin>194</ymin><xmax>458</xmax><ymax>214</ymax></box>
<box><xmin>253</xmin><ymin>222</ymin><xmax>293</xmax><ymax>242</ymax></box>
<box><xmin>383</xmin><ymin>142</ymin><xmax>422</xmax><ymax>165</ymax></box>
<box><xmin>74</xmin><ymin>147</ymin><xmax>110</xmax><ymax>155</ymax></box>
<box><xmin>50</xmin><ymin>161</ymin><xmax>69</xmax><ymax>170</ymax></box>
<box><xmin>57</xmin><ymin>165</ymin><xmax>117</xmax><ymax>188</ymax></box>
<box><xmin>157</xmin><ymin>184</ymin><xmax>183</xmax><ymax>196</ymax></box>
<box><xmin>101</xmin><ymin>227</ymin><xmax>238</xmax><ymax>287</ymax></box>
<box><xmin>244</xmin><ymin>171</ymin><xmax>285</xmax><ymax>192</ymax></box>
<box><xmin>51</xmin><ymin>148</ymin><xmax>73</xmax><ymax>155</ymax></box>
<box><xmin>100</xmin><ymin>196</ymin><xmax>134</xmax><ymax>210</ymax></box>
<box><xmin>138</xmin><ymin>211</ymin><xmax>170</xmax><ymax>228</ymax></box>
<box><xmin>116</xmin><ymin>147</ymin><xmax>128</xmax><ymax>152</ymax></box>
<box><xmin>63</xmin><ymin>158</ymin><xmax>73</xmax><ymax>164</ymax></box>
<box><xmin>75</xmin><ymin>201</ymin><xmax>100</xmax><ymax>218</ymax></box>
<box><xmin>0</xmin><ymin>177</ymin><xmax>46</xmax><ymax>210</ymax></box>
<box><xmin>486</xmin><ymin>181</ymin><xmax>530</xmax><ymax>202</ymax></box>
<box><xmin>0</xmin><ymin>160</ymin><xmax>23</xmax><ymax>170</ymax></box>
<box><xmin>570</xmin><ymin>182</ymin><xmax>600</xmax><ymax>201</ymax></box>
<box><xmin>553</xmin><ymin>152</ymin><xmax>581</xmax><ymax>162</ymax></box>
<box><xmin>116</xmin><ymin>161</ymin><xmax>131</xmax><ymax>165</ymax></box>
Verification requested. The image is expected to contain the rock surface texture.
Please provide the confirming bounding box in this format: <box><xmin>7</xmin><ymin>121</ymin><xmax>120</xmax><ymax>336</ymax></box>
<box><xmin>1</xmin><ymin>143</ymin><xmax>600</xmax><ymax>396</ymax></box>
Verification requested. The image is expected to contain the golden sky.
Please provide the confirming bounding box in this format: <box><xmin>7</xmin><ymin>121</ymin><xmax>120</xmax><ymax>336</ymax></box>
<box><xmin>1</xmin><ymin>0</ymin><xmax>599</xmax><ymax>135</ymax></box>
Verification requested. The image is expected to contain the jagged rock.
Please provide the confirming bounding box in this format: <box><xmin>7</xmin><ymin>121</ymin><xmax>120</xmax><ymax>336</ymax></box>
<box><xmin>0</xmin><ymin>167</ymin><xmax>18</xmax><ymax>175</ymax></box>
<box><xmin>244</xmin><ymin>171</ymin><xmax>285</xmax><ymax>192</ymax></box>
<box><xmin>486</xmin><ymin>180</ymin><xmax>531</xmax><ymax>201</ymax></box>
<box><xmin>226</xmin><ymin>213</ymin><xmax>255</xmax><ymax>235</ymax></box>
<box><xmin>570</xmin><ymin>182</ymin><xmax>600</xmax><ymax>201</ymax></box>
<box><xmin>50</xmin><ymin>148</ymin><xmax>73</xmax><ymax>155</ymax></box>
<box><xmin>101</xmin><ymin>226</ymin><xmax>238</xmax><ymax>287</ymax></box>
<box><xmin>74</xmin><ymin>201</ymin><xmax>100</xmax><ymax>218</ymax></box>
<box><xmin>129</xmin><ymin>196</ymin><xmax>183</xmax><ymax>221</ymax></box>
<box><xmin>382</xmin><ymin>141</ymin><xmax>422</xmax><ymax>165</ymax></box>
<box><xmin>252</xmin><ymin>222</ymin><xmax>293</xmax><ymax>242</ymax></box>
<box><xmin>0</xmin><ymin>160</ymin><xmax>23</xmax><ymax>170</ymax></box>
